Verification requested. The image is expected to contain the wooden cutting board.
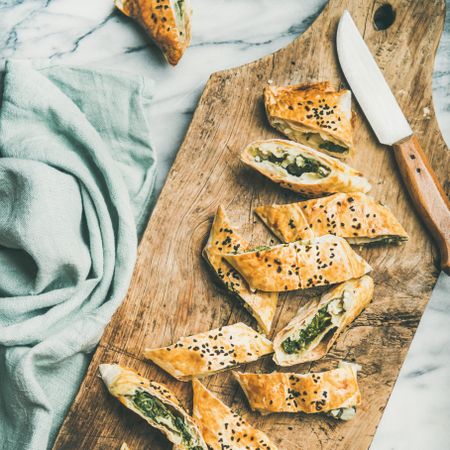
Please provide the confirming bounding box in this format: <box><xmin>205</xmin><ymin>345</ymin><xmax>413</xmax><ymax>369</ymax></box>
<box><xmin>54</xmin><ymin>0</ymin><xmax>449</xmax><ymax>449</ymax></box>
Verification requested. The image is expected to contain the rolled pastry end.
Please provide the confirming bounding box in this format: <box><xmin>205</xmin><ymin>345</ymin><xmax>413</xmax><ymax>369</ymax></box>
<box><xmin>99</xmin><ymin>363</ymin><xmax>121</xmax><ymax>387</ymax></box>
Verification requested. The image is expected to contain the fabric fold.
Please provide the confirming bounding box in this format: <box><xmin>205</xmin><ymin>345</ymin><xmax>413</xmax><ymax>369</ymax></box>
<box><xmin>0</xmin><ymin>60</ymin><xmax>156</xmax><ymax>450</ymax></box>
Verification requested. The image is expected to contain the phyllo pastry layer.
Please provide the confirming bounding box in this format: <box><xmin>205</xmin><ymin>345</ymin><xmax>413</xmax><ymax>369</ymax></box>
<box><xmin>255</xmin><ymin>192</ymin><xmax>408</xmax><ymax>245</ymax></box>
<box><xmin>234</xmin><ymin>361</ymin><xmax>361</xmax><ymax>419</ymax></box>
<box><xmin>114</xmin><ymin>0</ymin><xmax>192</xmax><ymax>65</ymax></box>
<box><xmin>224</xmin><ymin>234</ymin><xmax>371</xmax><ymax>292</ymax></box>
<box><xmin>143</xmin><ymin>323</ymin><xmax>273</xmax><ymax>381</ymax></box>
<box><xmin>241</xmin><ymin>139</ymin><xmax>370</xmax><ymax>197</ymax></box>
<box><xmin>192</xmin><ymin>379</ymin><xmax>278</xmax><ymax>450</ymax></box>
<box><xmin>264</xmin><ymin>82</ymin><xmax>354</xmax><ymax>158</ymax></box>
<box><xmin>203</xmin><ymin>205</ymin><xmax>278</xmax><ymax>334</ymax></box>
<box><xmin>99</xmin><ymin>364</ymin><xmax>207</xmax><ymax>450</ymax></box>
<box><xmin>274</xmin><ymin>276</ymin><xmax>374</xmax><ymax>366</ymax></box>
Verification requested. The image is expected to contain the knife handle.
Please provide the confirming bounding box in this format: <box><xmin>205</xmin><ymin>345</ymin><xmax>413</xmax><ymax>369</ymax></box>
<box><xmin>393</xmin><ymin>135</ymin><xmax>450</xmax><ymax>274</ymax></box>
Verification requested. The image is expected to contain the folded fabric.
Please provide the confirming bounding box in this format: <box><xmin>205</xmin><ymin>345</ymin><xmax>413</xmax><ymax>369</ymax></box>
<box><xmin>0</xmin><ymin>60</ymin><xmax>156</xmax><ymax>450</ymax></box>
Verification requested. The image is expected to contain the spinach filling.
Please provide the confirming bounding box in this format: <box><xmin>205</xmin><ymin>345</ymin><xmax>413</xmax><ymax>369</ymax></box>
<box><xmin>282</xmin><ymin>305</ymin><xmax>333</xmax><ymax>354</ymax></box>
<box><xmin>130</xmin><ymin>390</ymin><xmax>203</xmax><ymax>450</ymax></box>
<box><xmin>319</xmin><ymin>141</ymin><xmax>348</xmax><ymax>154</ymax></box>
<box><xmin>254</xmin><ymin>148</ymin><xmax>331</xmax><ymax>178</ymax></box>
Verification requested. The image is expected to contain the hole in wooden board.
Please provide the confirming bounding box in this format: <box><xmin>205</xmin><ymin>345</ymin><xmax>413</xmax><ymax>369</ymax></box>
<box><xmin>373</xmin><ymin>4</ymin><xmax>396</xmax><ymax>30</ymax></box>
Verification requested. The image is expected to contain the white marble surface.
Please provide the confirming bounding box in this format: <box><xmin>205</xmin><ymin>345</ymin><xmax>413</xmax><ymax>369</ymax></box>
<box><xmin>0</xmin><ymin>0</ymin><xmax>449</xmax><ymax>448</ymax></box>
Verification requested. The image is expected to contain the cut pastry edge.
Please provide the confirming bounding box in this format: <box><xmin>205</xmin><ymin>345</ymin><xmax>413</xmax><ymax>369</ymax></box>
<box><xmin>240</xmin><ymin>139</ymin><xmax>371</xmax><ymax>196</ymax></box>
<box><xmin>203</xmin><ymin>205</ymin><xmax>278</xmax><ymax>335</ymax></box>
<box><xmin>98</xmin><ymin>365</ymin><xmax>208</xmax><ymax>450</ymax></box>
<box><xmin>273</xmin><ymin>275</ymin><xmax>374</xmax><ymax>366</ymax></box>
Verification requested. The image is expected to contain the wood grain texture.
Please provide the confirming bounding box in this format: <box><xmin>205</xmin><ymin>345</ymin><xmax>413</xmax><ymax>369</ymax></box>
<box><xmin>53</xmin><ymin>1</ymin><xmax>449</xmax><ymax>449</ymax></box>
<box><xmin>393</xmin><ymin>135</ymin><xmax>450</xmax><ymax>273</ymax></box>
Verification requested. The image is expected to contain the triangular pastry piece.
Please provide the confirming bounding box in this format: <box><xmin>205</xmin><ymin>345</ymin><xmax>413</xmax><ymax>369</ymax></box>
<box><xmin>114</xmin><ymin>0</ymin><xmax>191</xmax><ymax>65</ymax></box>
<box><xmin>203</xmin><ymin>206</ymin><xmax>278</xmax><ymax>334</ymax></box>
<box><xmin>192</xmin><ymin>379</ymin><xmax>278</xmax><ymax>450</ymax></box>
<box><xmin>264</xmin><ymin>82</ymin><xmax>354</xmax><ymax>158</ymax></box>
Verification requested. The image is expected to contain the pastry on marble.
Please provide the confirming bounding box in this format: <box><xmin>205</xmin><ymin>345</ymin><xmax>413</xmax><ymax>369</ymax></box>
<box><xmin>255</xmin><ymin>192</ymin><xmax>408</xmax><ymax>245</ymax></box>
<box><xmin>273</xmin><ymin>276</ymin><xmax>374</xmax><ymax>366</ymax></box>
<box><xmin>203</xmin><ymin>205</ymin><xmax>278</xmax><ymax>334</ymax></box>
<box><xmin>223</xmin><ymin>234</ymin><xmax>371</xmax><ymax>292</ymax></box>
<box><xmin>240</xmin><ymin>139</ymin><xmax>370</xmax><ymax>197</ymax></box>
<box><xmin>264</xmin><ymin>82</ymin><xmax>354</xmax><ymax>158</ymax></box>
<box><xmin>143</xmin><ymin>323</ymin><xmax>273</xmax><ymax>381</ymax></box>
<box><xmin>114</xmin><ymin>0</ymin><xmax>192</xmax><ymax>65</ymax></box>
<box><xmin>192</xmin><ymin>379</ymin><xmax>278</xmax><ymax>450</ymax></box>
<box><xmin>99</xmin><ymin>364</ymin><xmax>207</xmax><ymax>450</ymax></box>
<box><xmin>234</xmin><ymin>361</ymin><xmax>361</xmax><ymax>420</ymax></box>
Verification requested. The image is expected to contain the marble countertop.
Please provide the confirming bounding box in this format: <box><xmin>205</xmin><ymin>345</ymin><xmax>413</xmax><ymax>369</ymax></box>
<box><xmin>1</xmin><ymin>0</ymin><xmax>449</xmax><ymax>448</ymax></box>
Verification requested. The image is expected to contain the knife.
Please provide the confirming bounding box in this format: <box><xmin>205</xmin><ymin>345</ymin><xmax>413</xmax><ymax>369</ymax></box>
<box><xmin>337</xmin><ymin>10</ymin><xmax>450</xmax><ymax>274</ymax></box>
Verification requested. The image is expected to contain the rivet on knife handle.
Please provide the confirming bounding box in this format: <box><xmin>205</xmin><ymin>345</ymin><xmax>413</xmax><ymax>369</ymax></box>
<box><xmin>393</xmin><ymin>135</ymin><xmax>450</xmax><ymax>274</ymax></box>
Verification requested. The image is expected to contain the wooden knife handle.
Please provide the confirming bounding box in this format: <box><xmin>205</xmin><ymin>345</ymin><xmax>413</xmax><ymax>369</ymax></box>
<box><xmin>393</xmin><ymin>135</ymin><xmax>450</xmax><ymax>274</ymax></box>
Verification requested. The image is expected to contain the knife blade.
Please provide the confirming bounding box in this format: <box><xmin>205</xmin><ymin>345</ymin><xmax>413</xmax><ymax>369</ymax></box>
<box><xmin>336</xmin><ymin>10</ymin><xmax>450</xmax><ymax>274</ymax></box>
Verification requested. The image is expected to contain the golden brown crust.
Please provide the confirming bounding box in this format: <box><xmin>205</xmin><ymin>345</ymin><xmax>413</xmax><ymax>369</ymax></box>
<box><xmin>100</xmin><ymin>365</ymin><xmax>207</xmax><ymax>449</ymax></box>
<box><xmin>234</xmin><ymin>364</ymin><xmax>361</xmax><ymax>415</ymax></box>
<box><xmin>114</xmin><ymin>0</ymin><xmax>191</xmax><ymax>65</ymax></box>
<box><xmin>240</xmin><ymin>139</ymin><xmax>370</xmax><ymax>197</ymax></box>
<box><xmin>203</xmin><ymin>206</ymin><xmax>278</xmax><ymax>334</ymax></box>
<box><xmin>255</xmin><ymin>193</ymin><xmax>409</xmax><ymax>244</ymax></box>
<box><xmin>273</xmin><ymin>276</ymin><xmax>374</xmax><ymax>366</ymax></box>
<box><xmin>143</xmin><ymin>323</ymin><xmax>273</xmax><ymax>381</ymax></box>
<box><xmin>223</xmin><ymin>235</ymin><xmax>371</xmax><ymax>292</ymax></box>
<box><xmin>264</xmin><ymin>82</ymin><xmax>354</xmax><ymax>158</ymax></box>
<box><xmin>192</xmin><ymin>379</ymin><xmax>278</xmax><ymax>450</ymax></box>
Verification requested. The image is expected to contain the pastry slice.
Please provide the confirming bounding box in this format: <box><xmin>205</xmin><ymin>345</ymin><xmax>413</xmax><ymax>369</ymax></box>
<box><xmin>264</xmin><ymin>82</ymin><xmax>354</xmax><ymax>158</ymax></box>
<box><xmin>203</xmin><ymin>206</ymin><xmax>278</xmax><ymax>334</ymax></box>
<box><xmin>255</xmin><ymin>192</ymin><xmax>408</xmax><ymax>245</ymax></box>
<box><xmin>192</xmin><ymin>379</ymin><xmax>278</xmax><ymax>450</ymax></box>
<box><xmin>274</xmin><ymin>276</ymin><xmax>374</xmax><ymax>366</ymax></box>
<box><xmin>234</xmin><ymin>361</ymin><xmax>361</xmax><ymax>419</ymax></box>
<box><xmin>143</xmin><ymin>323</ymin><xmax>273</xmax><ymax>381</ymax></box>
<box><xmin>241</xmin><ymin>139</ymin><xmax>370</xmax><ymax>197</ymax></box>
<box><xmin>114</xmin><ymin>0</ymin><xmax>192</xmax><ymax>65</ymax></box>
<box><xmin>99</xmin><ymin>364</ymin><xmax>207</xmax><ymax>450</ymax></box>
<box><xmin>223</xmin><ymin>234</ymin><xmax>371</xmax><ymax>292</ymax></box>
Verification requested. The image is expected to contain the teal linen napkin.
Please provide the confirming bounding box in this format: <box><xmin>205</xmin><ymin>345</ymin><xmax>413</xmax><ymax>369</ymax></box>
<box><xmin>0</xmin><ymin>60</ymin><xmax>156</xmax><ymax>450</ymax></box>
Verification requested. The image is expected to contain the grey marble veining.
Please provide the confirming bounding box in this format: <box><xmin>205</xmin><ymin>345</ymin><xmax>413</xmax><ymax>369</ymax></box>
<box><xmin>0</xmin><ymin>0</ymin><xmax>449</xmax><ymax>448</ymax></box>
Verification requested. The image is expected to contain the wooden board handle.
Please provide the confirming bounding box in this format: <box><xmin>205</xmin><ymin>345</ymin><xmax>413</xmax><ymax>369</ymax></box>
<box><xmin>393</xmin><ymin>135</ymin><xmax>450</xmax><ymax>274</ymax></box>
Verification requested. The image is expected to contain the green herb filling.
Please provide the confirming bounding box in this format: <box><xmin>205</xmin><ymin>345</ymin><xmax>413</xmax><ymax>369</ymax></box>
<box><xmin>130</xmin><ymin>390</ymin><xmax>203</xmax><ymax>450</ymax></box>
<box><xmin>281</xmin><ymin>305</ymin><xmax>333</xmax><ymax>354</ymax></box>
<box><xmin>319</xmin><ymin>141</ymin><xmax>348</xmax><ymax>154</ymax></box>
<box><xmin>254</xmin><ymin>148</ymin><xmax>331</xmax><ymax>178</ymax></box>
